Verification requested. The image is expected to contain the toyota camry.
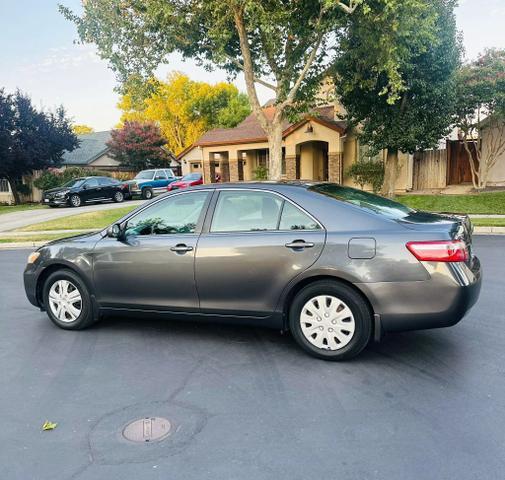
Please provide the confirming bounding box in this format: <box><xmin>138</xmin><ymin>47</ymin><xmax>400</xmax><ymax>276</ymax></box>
<box><xmin>24</xmin><ymin>182</ymin><xmax>481</xmax><ymax>360</ymax></box>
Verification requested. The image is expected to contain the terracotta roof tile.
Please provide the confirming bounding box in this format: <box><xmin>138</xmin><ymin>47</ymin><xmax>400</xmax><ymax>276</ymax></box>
<box><xmin>195</xmin><ymin>105</ymin><xmax>346</xmax><ymax>147</ymax></box>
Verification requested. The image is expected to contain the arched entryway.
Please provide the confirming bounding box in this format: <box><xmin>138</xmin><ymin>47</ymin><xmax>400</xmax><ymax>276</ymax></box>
<box><xmin>295</xmin><ymin>141</ymin><xmax>329</xmax><ymax>181</ymax></box>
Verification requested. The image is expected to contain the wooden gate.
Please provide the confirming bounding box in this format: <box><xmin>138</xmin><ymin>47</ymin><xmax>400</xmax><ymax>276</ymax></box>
<box><xmin>447</xmin><ymin>140</ymin><xmax>478</xmax><ymax>185</ymax></box>
<box><xmin>412</xmin><ymin>150</ymin><xmax>447</xmax><ymax>190</ymax></box>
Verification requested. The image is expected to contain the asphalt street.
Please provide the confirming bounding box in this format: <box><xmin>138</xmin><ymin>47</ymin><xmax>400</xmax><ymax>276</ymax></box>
<box><xmin>1</xmin><ymin>236</ymin><xmax>504</xmax><ymax>480</ymax></box>
<box><xmin>0</xmin><ymin>200</ymin><xmax>145</xmax><ymax>233</ymax></box>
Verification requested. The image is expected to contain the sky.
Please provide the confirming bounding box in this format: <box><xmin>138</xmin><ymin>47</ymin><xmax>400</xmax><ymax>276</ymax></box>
<box><xmin>1</xmin><ymin>0</ymin><xmax>504</xmax><ymax>132</ymax></box>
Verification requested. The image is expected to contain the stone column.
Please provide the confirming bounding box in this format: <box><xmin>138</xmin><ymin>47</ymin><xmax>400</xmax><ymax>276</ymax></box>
<box><xmin>220</xmin><ymin>160</ymin><xmax>230</xmax><ymax>182</ymax></box>
<box><xmin>229</xmin><ymin>157</ymin><xmax>239</xmax><ymax>182</ymax></box>
<box><xmin>328</xmin><ymin>152</ymin><xmax>343</xmax><ymax>184</ymax></box>
<box><xmin>285</xmin><ymin>155</ymin><xmax>297</xmax><ymax>180</ymax></box>
<box><xmin>203</xmin><ymin>154</ymin><xmax>216</xmax><ymax>184</ymax></box>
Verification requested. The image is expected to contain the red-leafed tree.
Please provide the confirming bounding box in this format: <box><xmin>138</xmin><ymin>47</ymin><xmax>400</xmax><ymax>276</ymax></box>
<box><xmin>107</xmin><ymin>121</ymin><xmax>170</xmax><ymax>171</ymax></box>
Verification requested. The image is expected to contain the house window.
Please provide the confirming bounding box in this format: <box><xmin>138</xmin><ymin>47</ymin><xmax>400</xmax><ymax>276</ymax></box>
<box><xmin>0</xmin><ymin>179</ymin><xmax>10</xmax><ymax>192</ymax></box>
<box><xmin>192</xmin><ymin>164</ymin><xmax>200</xmax><ymax>170</ymax></box>
<box><xmin>358</xmin><ymin>142</ymin><xmax>382</xmax><ymax>163</ymax></box>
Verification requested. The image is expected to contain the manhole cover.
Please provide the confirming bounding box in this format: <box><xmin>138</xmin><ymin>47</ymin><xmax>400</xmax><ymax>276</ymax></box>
<box><xmin>122</xmin><ymin>417</ymin><xmax>171</xmax><ymax>443</ymax></box>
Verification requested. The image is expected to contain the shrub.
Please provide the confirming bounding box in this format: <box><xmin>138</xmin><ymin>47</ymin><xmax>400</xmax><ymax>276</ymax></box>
<box><xmin>34</xmin><ymin>167</ymin><xmax>110</xmax><ymax>191</ymax></box>
<box><xmin>253</xmin><ymin>165</ymin><xmax>268</xmax><ymax>181</ymax></box>
<box><xmin>346</xmin><ymin>159</ymin><xmax>384</xmax><ymax>193</ymax></box>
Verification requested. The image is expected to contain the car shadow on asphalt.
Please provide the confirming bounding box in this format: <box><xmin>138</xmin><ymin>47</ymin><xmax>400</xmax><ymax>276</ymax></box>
<box><xmin>93</xmin><ymin>313</ymin><xmax>462</xmax><ymax>368</ymax></box>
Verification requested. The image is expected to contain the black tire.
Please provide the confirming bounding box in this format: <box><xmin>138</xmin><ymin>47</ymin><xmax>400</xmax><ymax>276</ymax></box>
<box><xmin>113</xmin><ymin>191</ymin><xmax>124</xmax><ymax>203</ymax></box>
<box><xmin>289</xmin><ymin>280</ymin><xmax>372</xmax><ymax>361</ymax></box>
<box><xmin>43</xmin><ymin>269</ymin><xmax>97</xmax><ymax>330</ymax></box>
<box><xmin>142</xmin><ymin>188</ymin><xmax>153</xmax><ymax>200</ymax></box>
<box><xmin>69</xmin><ymin>194</ymin><xmax>81</xmax><ymax>207</ymax></box>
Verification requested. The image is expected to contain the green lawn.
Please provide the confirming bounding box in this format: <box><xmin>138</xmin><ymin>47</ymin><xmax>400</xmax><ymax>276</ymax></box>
<box><xmin>0</xmin><ymin>203</ymin><xmax>45</xmax><ymax>215</ymax></box>
<box><xmin>18</xmin><ymin>205</ymin><xmax>137</xmax><ymax>232</ymax></box>
<box><xmin>471</xmin><ymin>218</ymin><xmax>505</xmax><ymax>227</ymax></box>
<box><xmin>0</xmin><ymin>232</ymin><xmax>89</xmax><ymax>243</ymax></box>
<box><xmin>397</xmin><ymin>191</ymin><xmax>505</xmax><ymax>215</ymax></box>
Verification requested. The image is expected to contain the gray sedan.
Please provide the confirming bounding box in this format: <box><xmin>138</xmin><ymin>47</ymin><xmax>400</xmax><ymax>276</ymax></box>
<box><xmin>24</xmin><ymin>182</ymin><xmax>482</xmax><ymax>360</ymax></box>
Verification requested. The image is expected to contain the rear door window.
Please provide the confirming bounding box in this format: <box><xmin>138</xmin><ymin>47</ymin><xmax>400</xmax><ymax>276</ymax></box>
<box><xmin>211</xmin><ymin>191</ymin><xmax>283</xmax><ymax>232</ymax></box>
<box><xmin>279</xmin><ymin>202</ymin><xmax>320</xmax><ymax>230</ymax></box>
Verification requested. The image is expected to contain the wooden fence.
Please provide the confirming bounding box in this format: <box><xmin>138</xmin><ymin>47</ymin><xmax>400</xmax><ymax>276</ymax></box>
<box><xmin>412</xmin><ymin>149</ymin><xmax>447</xmax><ymax>190</ymax></box>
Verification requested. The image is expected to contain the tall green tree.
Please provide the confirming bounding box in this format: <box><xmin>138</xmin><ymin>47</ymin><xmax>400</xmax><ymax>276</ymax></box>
<box><xmin>334</xmin><ymin>0</ymin><xmax>461</xmax><ymax>196</ymax></box>
<box><xmin>60</xmin><ymin>0</ymin><xmax>432</xmax><ymax>181</ymax></box>
<box><xmin>0</xmin><ymin>89</ymin><xmax>78</xmax><ymax>204</ymax></box>
<box><xmin>454</xmin><ymin>49</ymin><xmax>505</xmax><ymax>190</ymax></box>
<box><xmin>118</xmin><ymin>72</ymin><xmax>250</xmax><ymax>155</ymax></box>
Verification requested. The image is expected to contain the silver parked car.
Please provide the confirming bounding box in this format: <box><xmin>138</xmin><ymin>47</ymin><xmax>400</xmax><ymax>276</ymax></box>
<box><xmin>24</xmin><ymin>182</ymin><xmax>481</xmax><ymax>360</ymax></box>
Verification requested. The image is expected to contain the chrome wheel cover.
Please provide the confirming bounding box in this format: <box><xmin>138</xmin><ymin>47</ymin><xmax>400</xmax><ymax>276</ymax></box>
<box><xmin>48</xmin><ymin>280</ymin><xmax>82</xmax><ymax>323</ymax></box>
<box><xmin>114</xmin><ymin>191</ymin><xmax>123</xmax><ymax>201</ymax></box>
<box><xmin>300</xmin><ymin>295</ymin><xmax>355</xmax><ymax>350</ymax></box>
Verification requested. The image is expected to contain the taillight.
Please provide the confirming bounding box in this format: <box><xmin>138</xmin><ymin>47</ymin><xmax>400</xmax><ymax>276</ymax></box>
<box><xmin>406</xmin><ymin>240</ymin><xmax>468</xmax><ymax>262</ymax></box>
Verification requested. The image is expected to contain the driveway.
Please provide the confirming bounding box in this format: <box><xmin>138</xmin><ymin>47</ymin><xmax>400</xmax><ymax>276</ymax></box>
<box><xmin>1</xmin><ymin>236</ymin><xmax>504</xmax><ymax>480</ymax></box>
<box><xmin>0</xmin><ymin>200</ymin><xmax>145</xmax><ymax>232</ymax></box>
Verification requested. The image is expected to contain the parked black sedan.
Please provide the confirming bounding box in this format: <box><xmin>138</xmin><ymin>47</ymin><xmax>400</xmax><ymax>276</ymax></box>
<box><xmin>42</xmin><ymin>176</ymin><xmax>128</xmax><ymax>208</ymax></box>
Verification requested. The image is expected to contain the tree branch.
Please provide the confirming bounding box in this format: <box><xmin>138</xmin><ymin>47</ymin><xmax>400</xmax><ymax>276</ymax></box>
<box><xmin>335</xmin><ymin>0</ymin><xmax>361</xmax><ymax>15</ymax></box>
<box><xmin>233</xmin><ymin>6</ymin><xmax>271</xmax><ymax>132</ymax></box>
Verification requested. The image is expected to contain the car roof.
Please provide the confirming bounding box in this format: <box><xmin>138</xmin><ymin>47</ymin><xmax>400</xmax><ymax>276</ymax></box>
<box><xmin>188</xmin><ymin>180</ymin><xmax>316</xmax><ymax>191</ymax></box>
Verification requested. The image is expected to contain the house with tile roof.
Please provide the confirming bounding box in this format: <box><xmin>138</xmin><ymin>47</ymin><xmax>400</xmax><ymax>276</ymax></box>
<box><xmin>61</xmin><ymin>131</ymin><xmax>119</xmax><ymax>170</ymax></box>
<box><xmin>177</xmin><ymin>103</ymin><xmax>413</xmax><ymax>192</ymax></box>
<box><xmin>61</xmin><ymin>130</ymin><xmax>180</xmax><ymax>174</ymax></box>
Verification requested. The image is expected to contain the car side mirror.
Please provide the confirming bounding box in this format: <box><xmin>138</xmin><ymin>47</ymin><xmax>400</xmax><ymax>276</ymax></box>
<box><xmin>107</xmin><ymin>223</ymin><xmax>124</xmax><ymax>240</ymax></box>
<box><xmin>82</xmin><ymin>184</ymin><xmax>88</xmax><ymax>190</ymax></box>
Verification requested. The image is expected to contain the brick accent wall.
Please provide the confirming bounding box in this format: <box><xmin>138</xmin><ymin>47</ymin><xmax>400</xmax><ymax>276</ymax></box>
<box><xmin>328</xmin><ymin>153</ymin><xmax>343</xmax><ymax>183</ymax></box>
<box><xmin>203</xmin><ymin>159</ymin><xmax>216</xmax><ymax>183</ymax></box>
<box><xmin>221</xmin><ymin>160</ymin><xmax>230</xmax><ymax>182</ymax></box>
<box><xmin>285</xmin><ymin>155</ymin><xmax>297</xmax><ymax>180</ymax></box>
<box><xmin>229</xmin><ymin>158</ymin><xmax>239</xmax><ymax>182</ymax></box>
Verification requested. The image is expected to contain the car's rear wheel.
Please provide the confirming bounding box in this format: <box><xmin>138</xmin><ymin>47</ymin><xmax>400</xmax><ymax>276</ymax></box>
<box><xmin>69</xmin><ymin>194</ymin><xmax>81</xmax><ymax>207</ymax></box>
<box><xmin>289</xmin><ymin>280</ymin><xmax>372</xmax><ymax>360</ymax></box>
<box><xmin>113</xmin><ymin>191</ymin><xmax>124</xmax><ymax>203</ymax></box>
<box><xmin>142</xmin><ymin>188</ymin><xmax>153</xmax><ymax>200</ymax></box>
<box><xmin>43</xmin><ymin>269</ymin><xmax>96</xmax><ymax>330</ymax></box>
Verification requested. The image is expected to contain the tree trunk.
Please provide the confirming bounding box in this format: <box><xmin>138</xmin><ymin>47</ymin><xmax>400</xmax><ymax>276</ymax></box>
<box><xmin>7</xmin><ymin>177</ymin><xmax>21</xmax><ymax>205</ymax></box>
<box><xmin>382</xmin><ymin>148</ymin><xmax>398</xmax><ymax>198</ymax></box>
<box><xmin>267</xmin><ymin>121</ymin><xmax>284</xmax><ymax>181</ymax></box>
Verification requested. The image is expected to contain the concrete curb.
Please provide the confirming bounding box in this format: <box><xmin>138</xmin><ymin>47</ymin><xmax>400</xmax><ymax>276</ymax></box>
<box><xmin>473</xmin><ymin>226</ymin><xmax>505</xmax><ymax>235</ymax></box>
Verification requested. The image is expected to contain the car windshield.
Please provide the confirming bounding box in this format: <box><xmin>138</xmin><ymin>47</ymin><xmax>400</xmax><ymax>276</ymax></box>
<box><xmin>135</xmin><ymin>170</ymin><xmax>155</xmax><ymax>180</ymax></box>
<box><xmin>182</xmin><ymin>174</ymin><xmax>201</xmax><ymax>181</ymax></box>
<box><xmin>310</xmin><ymin>184</ymin><xmax>414</xmax><ymax>220</ymax></box>
<box><xmin>61</xmin><ymin>178</ymin><xmax>86</xmax><ymax>188</ymax></box>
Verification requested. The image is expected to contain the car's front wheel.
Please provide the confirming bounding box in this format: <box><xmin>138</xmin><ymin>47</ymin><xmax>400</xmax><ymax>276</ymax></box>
<box><xmin>113</xmin><ymin>191</ymin><xmax>124</xmax><ymax>203</ymax></box>
<box><xmin>289</xmin><ymin>280</ymin><xmax>372</xmax><ymax>361</ymax></box>
<box><xmin>69</xmin><ymin>194</ymin><xmax>81</xmax><ymax>207</ymax></box>
<box><xmin>43</xmin><ymin>269</ymin><xmax>96</xmax><ymax>330</ymax></box>
<box><xmin>142</xmin><ymin>188</ymin><xmax>153</xmax><ymax>200</ymax></box>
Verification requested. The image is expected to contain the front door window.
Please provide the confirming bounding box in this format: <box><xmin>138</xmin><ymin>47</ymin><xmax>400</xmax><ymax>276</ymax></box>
<box><xmin>126</xmin><ymin>191</ymin><xmax>209</xmax><ymax>236</ymax></box>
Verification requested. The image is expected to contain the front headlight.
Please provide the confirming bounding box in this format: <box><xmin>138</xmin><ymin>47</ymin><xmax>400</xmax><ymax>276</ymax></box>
<box><xmin>27</xmin><ymin>252</ymin><xmax>40</xmax><ymax>264</ymax></box>
<box><xmin>55</xmin><ymin>189</ymin><xmax>70</xmax><ymax>197</ymax></box>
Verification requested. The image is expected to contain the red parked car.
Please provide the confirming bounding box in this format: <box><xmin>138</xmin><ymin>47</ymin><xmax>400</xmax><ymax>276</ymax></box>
<box><xmin>167</xmin><ymin>173</ymin><xmax>203</xmax><ymax>191</ymax></box>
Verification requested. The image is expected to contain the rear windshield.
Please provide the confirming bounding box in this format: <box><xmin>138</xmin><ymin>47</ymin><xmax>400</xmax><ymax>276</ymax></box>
<box><xmin>310</xmin><ymin>184</ymin><xmax>414</xmax><ymax>220</ymax></box>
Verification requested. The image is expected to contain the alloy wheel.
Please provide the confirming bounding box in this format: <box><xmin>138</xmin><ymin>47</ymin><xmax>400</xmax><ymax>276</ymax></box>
<box><xmin>70</xmin><ymin>195</ymin><xmax>81</xmax><ymax>207</ymax></box>
<box><xmin>48</xmin><ymin>280</ymin><xmax>82</xmax><ymax>323</ymax></box>
<box><xmin>299</xmin><ymin>295</ymin><xmax>355</xmax><ymax>350</ymax></box>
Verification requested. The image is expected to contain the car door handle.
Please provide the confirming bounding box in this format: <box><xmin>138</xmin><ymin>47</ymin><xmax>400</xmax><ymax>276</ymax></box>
<box><xmin>170</xmin><ymin>244</ymin><xmax>194</xmax><ymax>253</ymax></box>
<box><xmin>285</xmin><ymin>240</ymin><xmax>315</xmax><ymax>249</ymax></box>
